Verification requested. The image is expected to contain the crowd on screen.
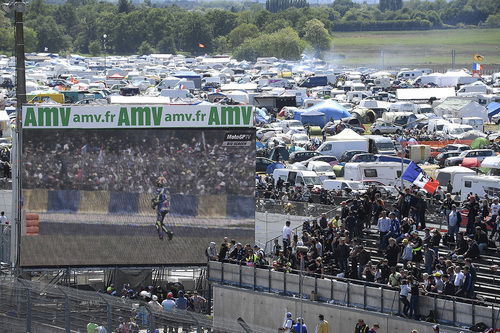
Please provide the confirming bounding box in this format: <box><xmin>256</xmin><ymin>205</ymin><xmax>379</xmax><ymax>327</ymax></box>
<box><xmin>209</xmin><ymin>186</ymin><xmax>500</xmax><ymax>321</ymax></box>
<box><xmin>22</xmin><ymin>130</ymin><xmax>254</xmax><ymax>196</ymax></box>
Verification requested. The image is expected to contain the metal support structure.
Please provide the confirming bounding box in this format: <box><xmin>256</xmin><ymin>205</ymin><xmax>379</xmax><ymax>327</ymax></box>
<box><xmin>268</xmin><ymin>266</ymin><xmax>271</xmax><ymax>293</ymax></box>
<box><xmin>346</xmin><ymin>281</ymin><xmax>350</xmax><ymax>306</ymax></box>
<box><xmin>452</xmin><ymin>299</ymin><xmax>456</xmax><ymax>326</ymax></box>
<box><xmin>221</xmin><ymin>262</ymin><xmax>224</xmax><ymax>286</ymax></box>
<box><xmin>25</xmin><ymin>287</ymin><xmax>31</xmax><ymax>333</ymax></box>
<box><xmin>380</xmin><ymin>288</ymin><xmax>384</xmax><ymax>313</ymax></box>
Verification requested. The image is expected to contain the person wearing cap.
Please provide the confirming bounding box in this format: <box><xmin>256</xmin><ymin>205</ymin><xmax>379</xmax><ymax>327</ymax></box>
<box><xmin>148</xmin><ymin>294</ymin><xmax>163</xmax><ymax>312</ymax></box>
<box><xmin>433</xmin><ymin>272</ymin><xmax>444</xmax><ymax>293</ymax></box>
<box><xmin>161</xmin><ymin>292</ymin><xmax>175</xmax><ymax>311</ymax></box>
<box><xmin>442</xmin><ymin>273</ymin><xmax>455</xmax><ymax>295</ymax></box>
<box><xmin>315</xmin><ymin>314</ymin><xmax>329</xmax><ymax>333</ymax></box>
<box><xmin>293</xmin><ymin>317</ymin><xmax>308</xmax><ymax>333</ymax></box>
<box><xmin>411</xmin><ymin>231</ymin><xmax>423</xmax><ymax>263</ymax></box>
<box><xmin>280</xmin><ymin>312</ymin><xmax>294</xmax><ymax>332</ymax></box>
<box><xmin>354</xmin><ymin>318</ymin><xmax>368</xmax><ymax>333</ymax></box>
<box><xmin>367</xmin><ymin>323</ymin><xmax>380</xmax><ymax>333</ymax></box>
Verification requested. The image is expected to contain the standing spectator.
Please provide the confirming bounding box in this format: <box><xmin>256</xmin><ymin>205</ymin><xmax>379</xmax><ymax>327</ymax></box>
<box><xmin>337</xmin><ymin>237</ymin><xmax>350</xmax><ymax>275</ymax></box>
<box><xmin>377</xmin><ymin>210</ymin><xmax>391</xmax><ymax>250</ymax></box>
<box><xmin>0</xmin><ymin>211</ymin><xmax>8</xmax><ymax>225</ymax></box>
<box><xmin>218</xmin><ymin>242</ymin><xmax>228</xmax><ymax>262</ymax></box>
<box><xmin>464</xmin><ymin>196</ymin><xmax>480</xmax><ymax>235</ymax></box>
<box><xmin>315</xmin><ymin>314</ymin><xmax>329</xmax><ymax>333</ymax></box>
<box><xmin>456</xmin><ymin>266</ymin><xmax>473</xmax><ymax>298</ymax></box>
<box><xmin>489</xmin><ymin>197</ymin><xmax>500</xmax><ymax>229</ymax></box>
<box><xmin>283</xmin><ymin>221</ymin><xmax>292</xmax><ymax>249</ymax></box>
<box><xmin>442</xmin><ymin>274</ymin><xmax>455</xmax><ymax>295</ymax></box>
<box><xmin>367</xmin><ymin>323</ymin><xmax>380</xmax><ymax>333</ymax></box>
<box><xmin>161</xmin><ymin>292</ymin><xmax>175</xmax><ymax>311</ymax></box>
<box><xmin>346</xmin><ymin>209</ymin><xmax>356</xmax><ymax>237</ymax></box>
<box><xmin>280</xmin><ymin>312</ymin><xmax>294</xmax><ymax>332</ymax></box>
<box><xmin>447</xmin><ymin>205</ymin><xmax>461</xmax><ymax>241</ymax></box>
<box><xmin>400</xmin><ymin>279</ymin><xmax>411</xmax><ymax>318</ymax></box>
<box><xmin>464</xmin><ymin>258</ymin><xmax>477</xmax><ymax>298</ymax></box>
<box><xmin>401</xmin><ymin>239</ymin><xmax>413</xmax><ymax>268</ymax></box>
<box><xmin>388</xmin><ymin>267</ymin><xmax>401</xmax><ymax>287</ymax></box>
<box><xmin>453</xmin><ymin>266</ymin><xmax>464</xmax><ymax>292</ymax></box>
<box><xmin>423</xmin><ymin>245</ymin><xmax>435</xmax><ymax>274</ymax></box>
<box><xmin>354</xmin><ymin>319</ymin><xmax>368</xmax><ymax>333</ymax></box>
<box><xmin>490</xmin><ymin>216</ymin><xmax>500</xmax><ymax>241</ymax></box>
<box><xmin>441</xmin><ymin>193</ymin><xmax>456</xmax><ymax>224</ymax></box>
<box><xmin>385</xmin><ymin>238</ymin><xmax>400</xmax><ymax>268</ymax></box>
<box><xmin>414</xmin><ymin>192</ymin><xmax>427</xmax><ymax>229</ymax></box>
<box><xmin>474</xmin><ymin>226</ymin><xmax>489</xmax><ymax>254</ymax></box>
<box><xmin>293</xmin><ymin>317</ymin><xmax>308</xmax><ymax>333</ymax></box>
<box><xmin>175</xmin><ymin>291</ymin><xmax>188</xmax><ymax>310</ymax></box>
<box><xmin>409</xmin><ymin>277</ymin><xmax>420</xmax><ymax>320</ymax></box>
<box><xmin>191</xmin><ymin>291</ymin><xmax>207</xmax><ymax>313</ymax></box>
<box><xmin>411</xmin><ymin>231</ymin><xmax>423</xmax><ymax>264</ymax></box>
<box><xmin>318</xmin><ymin>213</ymin><xmax>328</xmax><ymax>229</ymax></box>
<box><xmin>206</xmin><ymin>242</ymin><xmax>217</xmax><ymax>261</ymax></box>
<box><xmin>148</xmin><ymin>295</ymin><xmax>163</xmax><ymax>312</ymax></box>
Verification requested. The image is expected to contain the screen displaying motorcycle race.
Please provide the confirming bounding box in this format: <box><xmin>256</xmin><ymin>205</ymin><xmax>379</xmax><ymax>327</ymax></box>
<box><xmin>20</xmin><ymin>105</ymin><xmax>255</xmax><ymax>267</ymax></box>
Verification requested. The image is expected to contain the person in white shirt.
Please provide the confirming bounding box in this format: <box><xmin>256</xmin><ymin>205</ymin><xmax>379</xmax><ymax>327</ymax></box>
<box><xmin>281</xmin><ymin>312</ymin><xmax>294</xmax><ymax>332</ymax></box>
<box><xmin>448</xmin><ymin>205</ymin><xmax>461</xmax><ymax>239</ymax></box>
<box><xmin>0</xmin><ymin>211</ymin><xmax>8</xmax><ymax>225</ymax></box>
<box><xmin>377</xmin><ymin>211</ymin><xmax>391</xmax><ymax>250</ymax></box>
<box><xmin>490</xmin><ymin>198</ymin><xmax>500</xmax><ymax>228</ymax></box>
<box><xmin>454</xmin><ymin>266</ymin><xmax>464</xmax><ymax>289</ymax></box>
<box><xmin>282</xmin><ymin>221</ymin><xmax>292</xmax><ymax>248</ymax></box>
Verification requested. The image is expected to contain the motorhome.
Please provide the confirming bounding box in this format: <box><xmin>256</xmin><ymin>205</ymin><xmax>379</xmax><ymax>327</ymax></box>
<box><xmin>343</xmin><ymin>162</ymin><xmax>404</xmax><ymax>186</ymax></box>
<box><xmin>436</xmin><ymin>166</ymin><xmax>476</xmax><ymax>194</ymax></box>
<box><xmin>427</xmin><ymin>118</ymin><xmax>450</xmax><ymax>135</ymax></box>
<box><xmin>272</xmin><ymin>169</ymin><xmax>323</xmax><ymax>189</ymax></box>
<box><xmin>459</xmin><ymin>175</ymin><xmax>500</xmax><ymax>201</ymax></box>
<box><xmin>397</xmin><ymin>70</ymin><xmax>426</xmax><ymax>80</ymax></box>
<box><xmin>461</xmin><ymin>117</ymin><xmax>484</xmax><ymax>131</ymax></box>
<box><xmin>381</xmin><ymin>112</ymin><xmax>414</xmax><ymax>127</ymax></box>
<box><xmin>456</xmin><ymin>83</ymin><xmax>493</xmax><ymax>97</ymax></box>
<box><xmin>317</xmin><ymin>129</ymin><xmax>369</xmax><ymax>158</ymax></box>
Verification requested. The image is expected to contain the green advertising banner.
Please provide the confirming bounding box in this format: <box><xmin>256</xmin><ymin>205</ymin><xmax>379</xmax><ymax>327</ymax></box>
<box><xmin>22</xmin><ymin>104</ymin><xmax>254</xmax><ymax>129</ymax></box>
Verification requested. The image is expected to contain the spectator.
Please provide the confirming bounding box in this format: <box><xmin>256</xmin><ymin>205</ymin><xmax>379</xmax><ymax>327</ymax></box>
<box><xmin>207</xmin><ymin>242</ymin><xmax>217</xmax><ymax>261</ymax></box>
<box><xmin>354</xmin><ymin>319</ymin><xmax>368</xmax><ymax>333</ymax></box>
<box><xmin>400</xmin><ymin>279</ymin><xmax>411</xmax><ymax>318</ymax></box>
<box><xmin>161</xmin><ymin>292</ymin><xmax>175</xmax><ymax>311</ymax></box>
<box><xmin>0</xmin><ymin>211</ymin><xmax>8</xmax><ymax>225</ymax></box>
<box><xmin>175</xmin><ymin>291</ymin><xmax>188</xmax><ymax>310</ymax></box>
<box><xmin>280</xmin><ymin>312</ymin><xmax>294</xmax><ymax>332</ymax></box>
<box><xmin>293</xmin><ymin>317</ymin><xmax>308</xmax><ymax>333</ymax></box>
<box><xmin>377</xmin><ymin>210</ymin><xmax>391</xmax><ymax>250</ymax></box>
<box><xmin>385</xmin><ymin>238</ymin><xmax>400</xmax><ymax>268</ymax></box>
<box><xmin>442</xmin><ymin>274</ymin><xmax>455</xmax><ymax>295</ymax></box>
<box><xmin>367</xmin><ymin>323</ymin><xmax>380</xmax><ymax>333</ymax></box>
<box><xmin>474</xmin><ymin>226</ymin><xmax>489</xmax><ymax>254</ymax></box>
<box><xmin>447</xmin><ymin>206</ymin><xmax>461</xmax><ymax>241</ymax></box>
<box><xmin>315</xmin><ymin>314</ymin><xmax>329</xmax><ymax>333</ymax></box>
<box><xmin>283</xmin><ymin>221</ymin><xmax>292</xmax><ymax>248</ymax></box>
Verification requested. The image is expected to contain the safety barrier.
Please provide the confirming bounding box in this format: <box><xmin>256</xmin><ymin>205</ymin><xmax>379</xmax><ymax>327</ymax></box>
<box><xmin>208</xmin><ymin>261</ymin><xmax>500</xmax><ymax>330</ymax></box>
<box><xmin>22</xmin><ymin>189</ymin><xmax>255</xmax><ymax>218</ymax></box>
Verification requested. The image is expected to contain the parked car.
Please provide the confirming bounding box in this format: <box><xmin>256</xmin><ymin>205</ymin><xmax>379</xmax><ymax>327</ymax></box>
<box><xmin>339</xmin><ymin>150</ymin><xmax>367</xmax><ymax>163</ymax></box>
<box><xmin>370</xmin><ymin>120</ymin><xmax>403</xmax><ymax>135</ymax></box>
<box><xmin>435</xmin><ymin>151</ymin><xmax>461</xmax><ymax>167</ymax></box>
<box><xmin>444</xmin><ymin>149</ymin><xmax>494</xmax><ymax>166</ymax></box>
<box><xmin>303</xmin><ymin>155</ymin><xmax>339</xmax><ymax>167</ymax></box>
<box><xmin>291</xmin><ymin>133</ymin><xmax>310</xmax><ymax>146</ymax></box>
<box><xmin>350</xmin><ymin>153</ymin><xmax>377</xmax><ymax>163</ymax></box>
<box><xmin>289</xmin><ymin>150</ymin><xmax>322</xmax><ymax>164</ymax></box>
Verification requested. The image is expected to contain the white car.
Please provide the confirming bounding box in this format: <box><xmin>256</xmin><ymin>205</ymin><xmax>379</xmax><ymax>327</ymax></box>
<box><xmin>291</xmin><ymin>133</ymin><xmax>309</xmax><ymax>146</ymax></box>
<box><xmin>371</xmin><ymin>120</ymin><xmax>403</xmax><ymax>135</ymax></box>
<box><xmin>307</xmin><ymin>161</ymin><xmax>336</xmax><ymax>181</ymax></box>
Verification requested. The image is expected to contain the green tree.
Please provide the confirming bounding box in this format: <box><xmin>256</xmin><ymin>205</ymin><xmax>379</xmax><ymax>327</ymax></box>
<box><xmin>332</xmin><ymin>0</ymin><xmax>358</xmax><ymax>16</ymax></box>
<box><xmin>228</xmin><ymin>23</ymin><xmax>259</xmax><ymax>47</ymax></box>
<box><xmin>157</xmin><ymin>36</ymin><xmax>176</xmax><ymax>54</ymax></box>
<box><xmin>263</xmin><ymin>18</ymin><xmax>291</xmax><ymax>33</ymax></box>
<box><xmin>88</xmin><ymin>40</ymin><xmax>101</xmax><ymax>55</ymax></box>
<box><xmin>137</xmin><ymin>41</ymin><xmax>154</xmax><ymax>55</ymax></box>
<box><xmin>485</xmin><ymin>13</ymin><xmax>500</xmax><ymax>27</ymax></box>
<box><xmin>205</xmin><ymin>9</ymin><xmax>238</xmax><ymax>37</ymax></box>
<box><xmin>177</xmin><ymin>12</ymin><xmax>213</xmax><ymax>55</ymax></box>
<box><xmin>302</xmin><ymin>19</ymin><xmax>332</xmax><ymax>58</ymax></box>
<box><xmin>118</xmin><ymin>0</ymin><xmax>133</xmax><ymax>13</ymax></box>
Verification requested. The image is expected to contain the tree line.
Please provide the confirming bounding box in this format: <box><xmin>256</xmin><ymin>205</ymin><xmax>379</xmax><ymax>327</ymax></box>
<box><xmin>0</xmin><ymin>0</ymin><xmax>498</xmax><ymax>61</ymax></box>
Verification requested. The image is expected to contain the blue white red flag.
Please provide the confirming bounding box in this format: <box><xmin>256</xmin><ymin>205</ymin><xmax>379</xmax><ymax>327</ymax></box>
<box><xmin>402</xmin><ymin>162</ymin><xmax>439</xmax><ymax>193</ymax></box>
<box><xmin>472</xmin><ymin>63</ymin><xmax>483</xmax><ymax>71</ymax></box>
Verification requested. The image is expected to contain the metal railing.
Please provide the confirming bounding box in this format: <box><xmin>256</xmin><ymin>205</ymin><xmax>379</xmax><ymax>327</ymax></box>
<box><xmin>208</xmin><ymin>260</ymin><xmax>500</xmax><ymax>330</ymax></box>
<box><xmin>0</xmin><ymin>277</ymin><xmax>275</xmax><ymax>333</ymax></box>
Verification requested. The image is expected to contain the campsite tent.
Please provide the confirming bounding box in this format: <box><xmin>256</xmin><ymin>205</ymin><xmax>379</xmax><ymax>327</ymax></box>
<box><xmin>434</xmin><ymin>98</ymin><xmax>488</xmax><ymax>121</ymax></box>
<box><xmin>305</xmin><ymin>99</ymin><xmax>350</xmax><ymax>121</ymax></box>
<box><xmin>301</xmin><ymin>110</ymin><xmax>326</xmax><ymax>127</ymax></box>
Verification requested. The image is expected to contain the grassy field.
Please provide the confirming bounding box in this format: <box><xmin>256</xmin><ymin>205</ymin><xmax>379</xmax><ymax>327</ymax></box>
<box><xmin>326</xmin><ymin>28</ymin><xmax>500</xmax><ymax>68</ymax></box>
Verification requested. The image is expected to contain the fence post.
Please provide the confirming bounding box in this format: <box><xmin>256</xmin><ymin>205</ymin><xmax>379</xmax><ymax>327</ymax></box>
<box><xmin>380</xmin><ymin>287</ymin><xmax>384</xmax><ymax>313</ymax></box>
<box><xmin>314</xmin><ymin>276</ymin><xmax>318</xmax><ymax>296</ymax></box>
<box><xmin>253</xmin><ymin>265</ymin><xmax>256</xmax><ymax>291</ymax></box>
<box><xmin>363</xmin><ymin>284</ymin><xmax>367</xmax><ymax>310</ymax></box>
<box><xmin>268</xmin><ymin>266</ymin><xmax>271</xmax><ymax>293</ymax></box>
<box><xmin>221</xmin><ymin>262</ymin><xmax>224</xmax><ymax>286</ymax></box>
<box><xmin>472</xmin><ymin>302</ymin><xmax>476</xmax><ymax>326</ymax></box>
<box><xmin>239</xmin><ymin>264</ymin><xmax>242</xmax><ymax>288</ymax></box>
<box><xmin>492</xmin><ymin>305</ymin><xmax>495</xmax><ymax>329</ymax></box>
<box><xmin>433</xmin><ymin>294</ymin><xmax>437</xmax><ymax>319</ymax></box>
<box><xmin>284</xmin><ymin>271</ymin><xmax>287</xmax><ymax>295</ymax></box>
<box><xmin>452</xmin><ymin>299</ymin><xmax>456</xmax><ymax>326</ymax></box>
<box><xmin>64</xmin><ymin>293</ymin><xmax>70</xmax><ymax>333</ymax></box>
<box><xmin>147</xmin><ymin>307</ymin><xmax>156</xmax><ymax>333</ymax></box>
<box><xmin>330</xmin><ymin>279</ymin><xmax>334</xmax><ymax>301</ymax></box>
<box><xmin>25</xmin><ymin>288</ymin><xmax>32</xmax><ymax>333</ymax></box>
<box><xmin>346</xmin><ymin>281</ymin><xmax>350</xmax><ymax>306</ymax></box>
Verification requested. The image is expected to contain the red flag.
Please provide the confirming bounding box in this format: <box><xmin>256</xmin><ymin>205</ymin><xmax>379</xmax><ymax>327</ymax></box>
<box><xmin>198</xmin><ymin>43</ymin><xmax>205</xmax><ymax>48</ymax></box>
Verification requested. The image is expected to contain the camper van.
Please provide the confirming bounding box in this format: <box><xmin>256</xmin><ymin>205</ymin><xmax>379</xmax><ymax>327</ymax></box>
<box><xmin>343</xmin><ymin>162</ymin><xmax>403</xmax><ymax>186</ymax></box>
<box><xmin>381</xmin><ymin>112</ymin><xmax>414</xmax><ymax>127</ymax></box>
<box><xmin>456</xmin><ymin>84</ymin><xmax>492</xmax><ymax>97</ymax></box>
<box><xmin>427</xmin><ymin>119</ymin><xmax>450</xmax><ymax>135</ymax></box>
<box><xmin>272</xmin><ymin>169</ymin><xmax>323</xmax><ymax>189</ymax></box>
<box><xmin>389</xmin><ymin>102</ymin><xmax>419</xmax><ymax>113</ymax></box>
<box><xmin>442</xmin><ymin>123</ymin><xmax>474</xmax><ymax>139</ymax></box>
<box><xmin>461</xmin><ymin>117</ymin><xmax>484</xmax><ymax>132</ymax></box>
<box><xmin>317</xmin><ymin>137</ymin><xmax>369</xmax><ymax>158</ymax></box>
<box><xmin>459</xmin><ymin>175</ymin><xmax>500</xmax><ymax>201</ymax></box>
<box><xmin>397</xmin><ymin>70</ymin><xmax>426</xmax><ymax>80</ymax></box>
<box><xmin>307</xmin><ymin>161</ymin><xmax>336</xmax><ymax>181</ymax></box>
<box><xmin>365</xmin><ymin>135</ymin><xmax>397</xmax><ymax>155</ymax></box>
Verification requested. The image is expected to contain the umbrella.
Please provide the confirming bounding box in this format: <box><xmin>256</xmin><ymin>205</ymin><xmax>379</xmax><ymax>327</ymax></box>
<box><xmin>471</xmin><ymin>137</ymin><xmax>489</xmax><ymax>149</ymax></box>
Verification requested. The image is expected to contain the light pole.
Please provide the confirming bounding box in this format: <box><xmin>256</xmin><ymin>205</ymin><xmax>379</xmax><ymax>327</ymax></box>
<box><xmin>2</xmin><ymin>0</ymin><xmax>26</xmax><ymax>275</ymax></box>
<box><xmin>103</xmin><ymin>34</ymin><xmax>107</xmax><ymax>76</ymax></box>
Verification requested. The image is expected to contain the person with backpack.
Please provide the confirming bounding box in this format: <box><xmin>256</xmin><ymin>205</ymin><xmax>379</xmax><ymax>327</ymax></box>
<box><xmin>293</xmin><ymin>317</ymin><xmax>308</xmax><ymax>333</ymax></box>
<box><xmin>280</xmin><ymin>312</ymin><xmax>294</xmax><ymax>332</ymax></box>
<box><xmin>354</xmin><ymin>319</ymin><xmax>368</xmax><ymax>333</ymax></box>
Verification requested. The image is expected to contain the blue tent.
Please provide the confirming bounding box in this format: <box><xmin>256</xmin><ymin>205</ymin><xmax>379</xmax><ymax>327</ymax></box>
<box><xmin>305</xmin><ymin>100</ymin><xmax>350</xmax><ymax>122</ymax></box>
<box><xmin>266</xmin><ymin>162</ymin><xmax>285</xmax><ymax>175</ymax></box>
<box><xmin>487</xmin><ymin>102</ymin><xmax>500</xmax><ymax>118</ymax></box>
<box><xmin>293</xmin><ymin>109</ymin><xmax>306</xmax><ymax>120</ymax></box>
<box><xmin>301</xmin><ymin>110</ymin><xmax>326</xmax><ymax>127</ymax></box>
<box><xmin>256</xmin><ymin>142</ymin><xmax>264</xmax><ymax>149</ymax></box>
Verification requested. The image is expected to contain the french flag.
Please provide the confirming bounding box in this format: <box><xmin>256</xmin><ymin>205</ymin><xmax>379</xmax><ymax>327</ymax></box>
<box><xmin>402</xmin><ymin>162</ymin><xmax>439</xmax><ymax>194</ymax></box>
<box><xmin>472</xmin><ymin>63</ymin><xmax>483</xmax><ymax>71</ymax></box>
<box><xmin>178</xmin><ymin>84</ymin><xmax>187</xmax><ymax>90</ymax></box>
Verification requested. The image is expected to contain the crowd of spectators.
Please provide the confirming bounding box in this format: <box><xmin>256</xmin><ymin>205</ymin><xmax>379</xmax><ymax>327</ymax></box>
<box><xmin>23</xmin><ymin>129</ymin><xmax>254</xmax><ymax>196</ymax></box>
<box><xmin>212</xmin><ymin>186</ymin><xmax>500</xmax><ymax>321</ymax></box>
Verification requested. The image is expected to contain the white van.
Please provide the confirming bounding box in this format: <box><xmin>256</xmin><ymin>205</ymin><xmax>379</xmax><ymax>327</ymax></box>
<box><xmin>322</xmin><ymin>179</ymin><xmax>364</xmax><ymax>193</ymax></box>
<box><xmin>397</xmin><ymin>70</ymin><xmax>426</xmax><ymax>80</ymax></box>
<box><xmin>442</xmin><ymin>123</ymin><xmax>474</xmax><ymax>139</ymax></box>
<box><xmin>461</xmin><ymin>117</ymin><xmax>484</xmax><ymax>132</ymax></box>
<box><xmin>272</xmin><ymin>169</ymin><xmax>323</xmax><ymax>189</ymax></box>
<box><xmin>307</xmin><ymin>161</ymin><xmax>336</xmax><ymax>181</ymax></box>
<box><xmin>389</xmin><ymin>102</ymin><xmax>419</xmax><ymax>113</ymax></box>
<box><xmin>460</xmin><ymin>175</ymin><xmax>500</xmax><ymax>201</ymax></box>
<box><xmin>456</xmin><ymin>84</ymin><xmax>492</xmax><ymax>97</ymax></box>
<box><xmin>343</xmin><ymin>162</ymin><xmax>404</xmax><ymax>186</ymax></box>
<box><xmin>317</xmin><ymin>139</ymin><xmax>369</xmax><ymax>158</ymax></box>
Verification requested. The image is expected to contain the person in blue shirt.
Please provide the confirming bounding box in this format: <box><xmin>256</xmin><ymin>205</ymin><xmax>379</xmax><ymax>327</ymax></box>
<box><xmin>293</xmin><ymin>317</ymin><xmax>307</xmax><ymax>333</ymax></box>
<box><xmin>151</xmin><ymin>177</ymin><xmax>173</xmax><ymax>240</ymax></box>
<box><xmin>175</xmin><ymin>290</ymin><xmax>188</xmax><ymax>310</ymax></box>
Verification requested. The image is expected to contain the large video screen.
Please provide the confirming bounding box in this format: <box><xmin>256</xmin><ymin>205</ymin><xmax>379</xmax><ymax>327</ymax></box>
<box><xmin>20</xmin><ymin>105</ymin><xmax>255</xmax><ymax>267</ymax></box>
